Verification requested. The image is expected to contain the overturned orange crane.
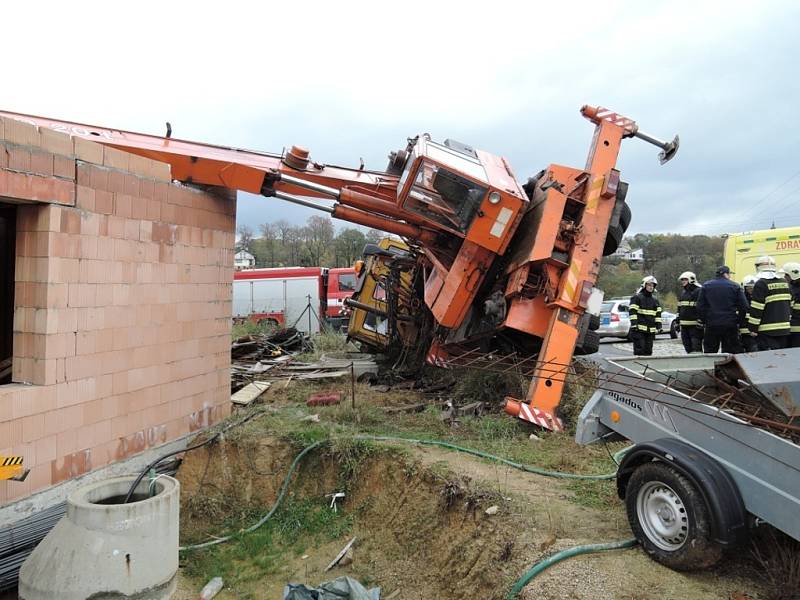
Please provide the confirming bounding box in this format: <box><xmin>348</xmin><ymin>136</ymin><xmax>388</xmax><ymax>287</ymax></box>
<box><xmin>0</xmin><ymin>106</ymin><xmax>677</xmax><ymax>431</ymax></box>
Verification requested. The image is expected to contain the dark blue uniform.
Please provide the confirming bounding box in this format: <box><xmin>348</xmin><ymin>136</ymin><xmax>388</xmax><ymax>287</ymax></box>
<box><xmin>697</xmin><ymin>275</ymin><xmax>748</xmax><ymax>353</ymax></box>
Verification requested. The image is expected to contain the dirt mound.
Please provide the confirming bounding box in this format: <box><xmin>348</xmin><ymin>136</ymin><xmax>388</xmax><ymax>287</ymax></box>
<box><xmin>176</xmin><ymin>434</ymin><xmax>542</xmax><ymax>599</ymax></box>
<box><xmin>175</xmin><ymin>427</ymin><xmax>767</xmax><ymax>600</ymax></box>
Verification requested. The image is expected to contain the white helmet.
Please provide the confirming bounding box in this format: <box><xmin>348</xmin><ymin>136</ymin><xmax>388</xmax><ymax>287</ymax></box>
<box><xmin>678</xmin><ymin>271</ymin><xmax>696</xmax><ymax>284</ymax></box>
<box><xmin>641</xmin><ymin>275</ymin><xmax>658</xmax><ymax>287</ymax></box>
<box><xmin>742</xmin><ymin>274</ymin><xmax>757</xmax><ymax>287</ymax></box>
<box><xmin>784</xmin><ymin>262</ymin><xmax>800</xmax><ymax>281</ymax></box>
<box><xmin>755</xmin><ymin>255</ymin><xmax>777</xmax><ymax>272</ymax></box>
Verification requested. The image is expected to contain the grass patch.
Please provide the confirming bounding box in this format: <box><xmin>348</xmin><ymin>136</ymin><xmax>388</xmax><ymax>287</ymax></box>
<box><xmin>232</xmin><ymin>319</ymin><xmax>276</xmax><ymax>339</ymax></box>
<box><xmin>352</xmin><ymin>406</ymin><xmax>612</xmax><ymax>472</ymax></box>
<box><xmin>182</xmin><ymin>496</ymin><xmax>354</xmax><ymax>589</ymax></box>
<box><xmin>295</xmin><ymin>331</ymin><xmax>354</xmax><ymax>362</ymax></box>
<box><xmin>557</xmin><ymin>361</ymin><xmax>601</xmax><ymax>431</ymax></box>
<box><xmin>565</xmin><ymin>479</ymin><xmax>619</xmax><ymax>510</ymax></box>
<box><xmin>452</xmin><ymin>369</ymin><xmax>525</xmax><ymax>407</ymax></box>
<box><xmin>751</xmin><ymin>527</ymin><xmax>800</xmax><ymax>600</ymax></box>
<box><xmin>326</xmin><ymin>437</ymin><xmax>377</xmax><ymax>491</ymax></box>
<box><xmin>180</xmin><ymin>396</ymin><xmax>627</xmax><ymax>596</ymax></box>
<box><xmin>228</xmin><ymin>399</ymin><xmax>621</xmax><ymax>484</ymax></box>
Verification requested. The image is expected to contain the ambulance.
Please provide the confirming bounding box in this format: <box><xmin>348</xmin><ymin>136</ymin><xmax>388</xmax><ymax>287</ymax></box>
<box><xmin>723</xmin><ymin>226</ymin><xmax>800</xmax><ymax>281</ymax></box>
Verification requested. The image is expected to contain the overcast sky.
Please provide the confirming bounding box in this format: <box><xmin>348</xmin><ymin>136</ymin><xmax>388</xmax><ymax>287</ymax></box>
<box><xmin>3</xmin><ymin>1</ymin><xmax>798</xmax><ymax>237</ymax></box>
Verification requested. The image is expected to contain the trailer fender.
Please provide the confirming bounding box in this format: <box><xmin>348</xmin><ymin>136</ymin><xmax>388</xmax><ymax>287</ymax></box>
<box><xmin>616</xmin><ymin>439</ymin><xmax>748</xmax><ymax>547</ymax></box>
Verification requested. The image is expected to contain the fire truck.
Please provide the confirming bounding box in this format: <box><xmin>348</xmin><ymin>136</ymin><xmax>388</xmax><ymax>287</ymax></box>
<box><xmin>233</xmin><ymin>266</ymin><xmax>356</xmax><ymax>332</ymax></box>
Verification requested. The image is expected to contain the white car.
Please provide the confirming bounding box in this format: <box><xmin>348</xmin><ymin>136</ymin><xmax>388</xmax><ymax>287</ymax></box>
<box><xmin>661</xmin><ymin>311</ymin><xmax>679</xmax><ymax>339</ymax></box>
<box><xmin>598</xmin><ymin>299</ymin><xmax>678</xmax><ymax>339</ymax></box>
<box><xmin>598</xmin><ymin>299</ymin><xmax>632</xmax><ymax>339</ymax></box>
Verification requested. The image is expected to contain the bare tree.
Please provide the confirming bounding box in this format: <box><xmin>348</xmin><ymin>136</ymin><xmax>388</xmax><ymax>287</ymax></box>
<box><xmin>236</xmin><ymin>225</ymin><xmax>255</xmax><ymax>253</ymax></box>
<box><xmin>259</xmin><ymin>222</ymin><xmax>278</xmax><ymax>266</ymax></box>
<box><xmin>285</xmin><ymin>226</ymin><xmax>303</xmax><ymax>265</ymax></box>
<box><xmin>365</xmin><ymin>228</ymin><xmax>385</xmax><ymax>244</ymax></box>
<box><xmin>304</xmin><ymin>216</ymin><xmax>335</xmax><ymax>266</ymax></box>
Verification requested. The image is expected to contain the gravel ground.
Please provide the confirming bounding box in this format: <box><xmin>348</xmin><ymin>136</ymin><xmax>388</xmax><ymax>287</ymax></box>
<box><xmin>609</xmin><ymin>337</ymin><xmax>688</xmax><ymax>357</ymax></box>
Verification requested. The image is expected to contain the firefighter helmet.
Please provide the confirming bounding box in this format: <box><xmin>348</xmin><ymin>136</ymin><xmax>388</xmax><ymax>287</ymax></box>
<box><xmin>783</xmin><ymin>262</ymin><xmax>800</xmax><ymax>281</ymax></box>
<box><xmin>755</xmin><ymin>255</ymin><xmax>777</xmax><ymax>272</ymax></box>
<box><xmin>678</xmin><ymin>271</ymin><xmax>696</xmax><ymax>284</ymax></box>
<box><xmin>641</xmin><ymin>275</ymin><xmax>658</xmax><ymax>288</ymax></box>
<box><xmin>742</xmin><ymin>274</ymin><xmax>757</xmax><ymax>287</ymax></box>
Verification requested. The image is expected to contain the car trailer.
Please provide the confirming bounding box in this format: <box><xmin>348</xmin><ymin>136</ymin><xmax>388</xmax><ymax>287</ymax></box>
<box><xmin>576</xmin><ymin>350</ymin><xmax>800</xmax><ymax>570</ymax></box>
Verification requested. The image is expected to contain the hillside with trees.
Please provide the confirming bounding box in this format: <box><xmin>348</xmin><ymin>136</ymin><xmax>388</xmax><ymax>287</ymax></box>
<box><xmin>237</xmin><ymin>221</ymin><xmax>725</xmax><ymax>313</ymax></box>
<box><xmin>597</xmin><ymin>234</ymin><xmax>724</xmax><ymax>310</ymax></box>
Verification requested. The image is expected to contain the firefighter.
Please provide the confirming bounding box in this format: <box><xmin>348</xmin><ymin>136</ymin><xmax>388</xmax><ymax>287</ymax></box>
<box><xmin>782</xmin><ymin>262</ymin><xmax>800</xmax><ymax>348</ymax></box>
<box><xmin>740</xmin><ymin>275</ymin><xmax>758</xmax><ymax>352</ymax></box>
<box><xmin>747</xmin><ymin>255</ymin><xmax>791</xmax><ymax>350</ymax></box>
<box><xmin>677</xmin><ymin>271</ymin><xmax>702</xmax><ymax>353</ymax></box>
<box><xmin>629</xmin><ymin>275</ymin><xmax>661</xmax><ymax>356</ymax></box>
<box><xmin>697</xmin><ymin>266</ymin><xmax>748</xmax><ymax>353</ymax></box>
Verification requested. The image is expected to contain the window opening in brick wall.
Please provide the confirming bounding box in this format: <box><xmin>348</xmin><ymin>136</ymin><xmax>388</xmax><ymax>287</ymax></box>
<box><xmin>0</xmin><ymin>203</ymin><xmax>15</xmax><ymax>384</ymax></box>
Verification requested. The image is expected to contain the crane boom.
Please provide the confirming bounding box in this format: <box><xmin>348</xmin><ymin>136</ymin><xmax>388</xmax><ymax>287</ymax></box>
<box><xmin>0</xmin><ymin>105</ymin><xmax>679</xmax><ymax>431</ymax></box>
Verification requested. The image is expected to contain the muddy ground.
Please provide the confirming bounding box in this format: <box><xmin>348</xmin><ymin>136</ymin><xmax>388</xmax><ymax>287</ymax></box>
<box><xmin>170</xmin><ymin>384</ymin><xmax>769</xmax><ymax>600</ymax></box>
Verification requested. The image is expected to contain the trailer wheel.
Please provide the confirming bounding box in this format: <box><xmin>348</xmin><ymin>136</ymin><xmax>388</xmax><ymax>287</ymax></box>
<box><xmin>625</xmin><ymin>461</ymin><xmax>723</xmax><ymax>570</ymax></box>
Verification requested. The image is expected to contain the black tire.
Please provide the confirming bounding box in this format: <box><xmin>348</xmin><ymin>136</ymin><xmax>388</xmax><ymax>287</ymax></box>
<box><xmin>574</xmin><ymin>330</ymin><xmax>600</xmax><ymax>355</ymax></box>
<box><xmin>603</xmin><ymin>224</ymin><xmax>624</xmax><ymax>256</ymax></box>
<box><xmin>603</xmin><ymin>201</ymin><xmax>632</xmax><ymax>256</ymax></box>
<box><xmin>625</xmin><ymin>461</ymin><xmax>723</xmax><ymax>570</ymax></box>
<box><xmin>670</xmin><ymin>321</ymin><xmax>678</xmax><ymax>339</ymax></box>
<box><xmin>619</xmin><ymin>202</ymin><xmax>632</xmax><ymax>232</ymax></box>
<box><xmin>588</xmin><ymin>313</ymin><xmax>601</xmax><ymax>331</ymax></box>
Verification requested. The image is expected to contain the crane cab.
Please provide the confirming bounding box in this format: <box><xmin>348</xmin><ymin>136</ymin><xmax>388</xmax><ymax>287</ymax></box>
<box><xmin>396</xmin><ymin>136</ymin><xmax>527</xmax><ymax>255</ymax></box>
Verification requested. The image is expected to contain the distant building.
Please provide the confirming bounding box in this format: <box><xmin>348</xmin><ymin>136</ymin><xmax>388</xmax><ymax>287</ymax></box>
<box><xmin>626</xmin><ymin>248</ymin><xmax>644</xmax><ymax>263</ymax></box>
<box><xmin>234</xmin><ymin>250</ymin><xmax>255</xmax><ymax>269</ymax></box>
<box><xmin>611</xmin><ymin>242</ymin><xmax>644</xmax><ymax>263</ymax></box>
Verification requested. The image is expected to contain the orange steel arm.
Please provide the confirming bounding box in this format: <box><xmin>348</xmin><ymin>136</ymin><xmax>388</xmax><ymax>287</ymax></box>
<box><xmin>504</xmin><ymin>104</ymin><xmax>678</xmax><ymax>431</ymax></box>
<box><xmin>0</xmin><ymin>110</ymin><xmax>393</xmax><ymax>195</ymax></box>
<box><xmin>0</xmin><ymin>110</ymin><xmax>444</xmax><ymax>241</ymax></box>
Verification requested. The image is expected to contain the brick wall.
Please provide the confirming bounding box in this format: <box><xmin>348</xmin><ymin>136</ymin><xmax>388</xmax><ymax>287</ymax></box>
<box><xmin>0</xmin><ymin>117</ymin><xmax>235</xmax><ymax>503</ymax></box>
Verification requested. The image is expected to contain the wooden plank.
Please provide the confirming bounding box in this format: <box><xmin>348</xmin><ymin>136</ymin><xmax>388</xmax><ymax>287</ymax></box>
<box><xmin>231</xmin><ymin>381</ymin><xmax>271</xmax><ymax>406</ymax></box>
<box><xmin>295</xmin><ymin>370</ymin><xmax>349</xmax><ymax>380</ymax></box>
<box><xmin>325</xmin><ymin>537</ymin><xmax>357</xmax><ymax>572</ymax></box>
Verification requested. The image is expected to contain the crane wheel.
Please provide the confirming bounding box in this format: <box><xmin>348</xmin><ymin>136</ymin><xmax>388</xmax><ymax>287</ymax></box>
<box><xmin>574</xmin><ymin>330</ymin><xmax>600</xmax><ymax>355</ymax></box>
<box><xmin>603</xmin><ymin>202</ymin><xmax>631</xmax><ymax>256</ymax></box>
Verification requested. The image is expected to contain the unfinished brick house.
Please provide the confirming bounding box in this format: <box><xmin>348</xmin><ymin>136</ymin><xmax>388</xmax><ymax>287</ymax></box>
<box><xmin>0</xmin><ymin>116</ymin><xmax>235</xmax><ymax>510</ymax></box>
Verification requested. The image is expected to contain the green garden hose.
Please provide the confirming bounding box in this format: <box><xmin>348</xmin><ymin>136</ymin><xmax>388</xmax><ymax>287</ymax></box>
<box><xmin>181</xmin><ymin>434</ymin><xmax>628</xmax><ymax>553</ymax></box>
<box><xmin>181</xmin><ymin>432</ymin><xmax>638</xmax><ymax>597</ymax></box>
<box><xmin>180</xmin><ymin>439</ymin><xmax>325</xmax><ymax>551</ymax></box>
<box><xmin>356</xmin><ymin>435</ymin><xmax>629</xmax><ymax>480</ymax></box>
<box><xmin>506</xmin><ymin>538</ymin><xmax>638</xmax><ymax>599</ymax></box>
